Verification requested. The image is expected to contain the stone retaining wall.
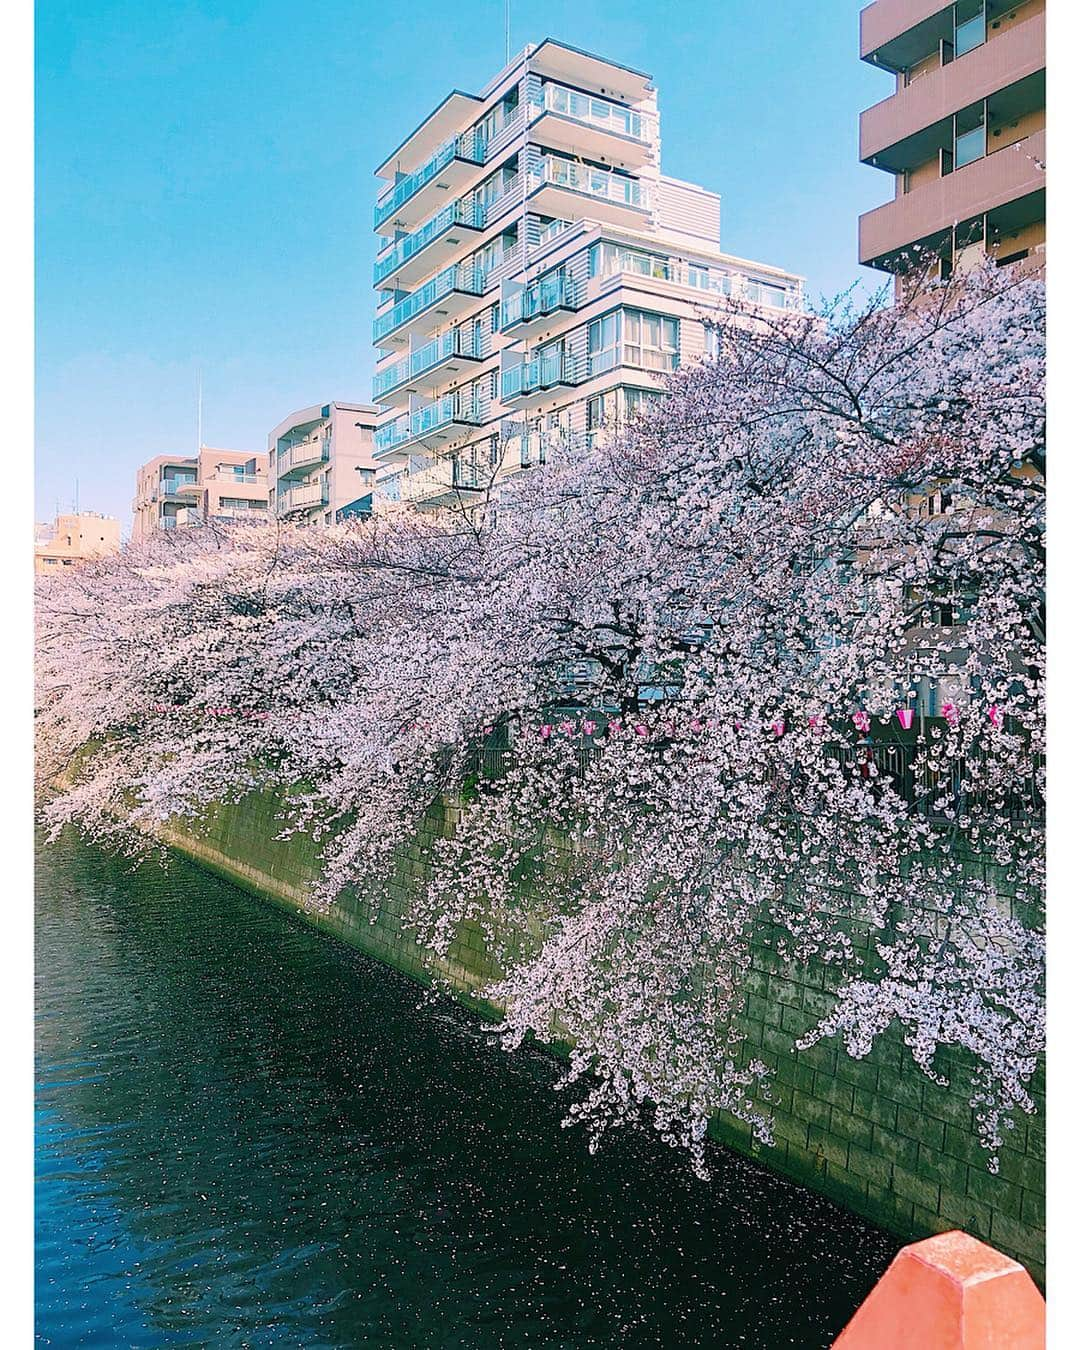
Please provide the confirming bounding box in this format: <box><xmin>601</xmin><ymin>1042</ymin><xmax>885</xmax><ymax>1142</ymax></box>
<box><xmin>158</xmin><ymin>787</ymin><xmax>1044</xmax><ymax>1283</ymax></box>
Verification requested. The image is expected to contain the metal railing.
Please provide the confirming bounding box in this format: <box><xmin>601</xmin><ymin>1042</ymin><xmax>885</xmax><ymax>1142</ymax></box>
<box><xmin>373</xmin><ymin>328</ymin><xmax>481</xmax><ymax>399</ymax></box>
<box><xmin>537</xmin><ymin>82</ymin><xmax>653</xmax><ymax>143</ymax></box>
<box><xmin>160</xmin><ymin>477</ymin><xmax>198</xmax><ymax>495</ymax></box>
<box><xmin>374</xmin><ymin>197</ymin><xmax>488</xmax><ymax>285</ymax></box>
<box><xmin>500</xmin><ymin>271</ymin><xmax>577</xmax><ymax>331</ymax></box>
<box><xmin>398</xmin><ymin>455</ymin><xmax>485</xmax><ymax>504</ymax></box>
<box><xmin>373</xmin><ymin>262</ymin><xmax>486</xmax><ymax>343</ymax></box>
<box><xmin>375</xmin><ymin>392</ymin><xmax>485</xmax><ymax>455</ymax></box>
<box><xmin>531</xmin><ymin>155</ymin><xmax>648</xmax><ymax>210</ymax></box>
<box><xmin>374</xmin><ymin>129</ymin><xmax>487</xmax><ymax>229</ymax></box>
<box><xmin>501</xmin><ymin>350</ymin><xmax>583</xmax><ymax>399</ymax></box>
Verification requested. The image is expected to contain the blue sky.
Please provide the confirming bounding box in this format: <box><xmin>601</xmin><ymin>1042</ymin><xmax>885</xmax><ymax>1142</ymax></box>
<box><xmin>36</xmin><ymin>0</ymin><xmax>888</xmax><ymax>529</ymax></box>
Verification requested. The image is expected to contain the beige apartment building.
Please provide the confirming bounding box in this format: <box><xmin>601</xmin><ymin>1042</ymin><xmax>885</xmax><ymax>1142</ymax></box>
<box><xmin>267</xmin><ymin>402</ymin><xmax>379</xmax><ymax>524</ymax></box>
<box><xmin>858</xmin><ymin>0</ymin><xmax>1045</xmax><ymax>279</ymax></box>
<box><xmin>370</xmin><ymin>39</ymin><xmax>804</xmax><ymax>511</ymax></box>
<box><xmin>34</xmin><ymin>512</ymin><xmax>121</xmax><ymax>575</ymax></box>
<box><xmin>131</xmin><ymin>447</ymin><xmax>269</xmax><ymax>540</ymax></box>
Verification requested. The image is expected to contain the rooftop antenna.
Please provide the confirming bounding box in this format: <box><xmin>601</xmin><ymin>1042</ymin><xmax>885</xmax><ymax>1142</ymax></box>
<box><xmin>505</xmin><ymin>0</ymin><xmax>510</xmax><ymax>63</ymax></box>
<box><xmin>74</xmin><ymin>477</ymin><xmax>79</xmax><ymax>514</ymax></box>
<box><xmin>196</xmin><ymin>369</ymin><xmax>203</xmax><ymax>452</ymax></box>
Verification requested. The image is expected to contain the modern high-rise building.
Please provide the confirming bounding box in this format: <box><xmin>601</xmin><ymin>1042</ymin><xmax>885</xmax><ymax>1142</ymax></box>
<box><xmin>34</xmin><ymin>511</ymin><xmax>121</xmax><ymax>574</ymax></box>
<box><xmin>370</xmin><ymin>39</ymin><xmax>804</xmax><ymax>511</ymax></box>
<box><xmin>132</xmin><ymin>447</ymin><xmax>269</xmax><ymax>539</ymax></box>
<box><xmin>858</xmin><ymin>0</ymin><xmax>1045</xmax><ymax>280</ymax></box>
<box><xmin>267</xmin><ymin>402</ymin><xmax>379</xmax><ymax>525</ymax></box>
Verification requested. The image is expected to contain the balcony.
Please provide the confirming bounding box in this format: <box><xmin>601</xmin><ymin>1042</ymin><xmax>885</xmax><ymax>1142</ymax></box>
<box><xmin>500</xmin><ymin>350</ymin><xmax>585</xmax><ymax>405</ymax></box>
<box><xmin>374</xmin><ymin>197</ymin><xmax>489</xmax><ymax>288</ymax></box>
<box><xmin>860</xmin><ymin>12</ymin><xmax>1045</xmax><ymax>167</ymax></box>
<box><xmin>860</xmin><ymin>1</ymin><xmax>956</xmax><ymax>68</ymax></box>
<box><xmin>859</xmin><ymin>128</ymin><xmax>1045</xmax><ymax>265</ymax></box>
<box><xmin>373</xmin><ymin>392</ymin><xmax>485</xmax><ymax>461</ymax></box>
<box><xmin>278</xmin><ymin>479</ymin><xmax>329</xmax><ymax>513</ymax></box>
<box><xmin>500</xmin><ymin>272</ymin><xmax>578</xmax><ymax>336</ymax></box>
<box><xmin>529</xmin><ymin>82</ymin><xmax>655</xmax><ymax>167</ymax></box>
<box><xmin>373</xmin><ymin>262</ymin><xmax>486</xmax><ymax>349</ymax></box>
<box><xmin>372</xmin><ymin>329</ymin><xmax>484</xmax><ymax>406</ymax></box>
<box><xmin>207</xmin><ymin>472</ymin><xmax>264</xmax><ymax>487</ymax></box>
<box><xmin>374</xmin><ymin>130</ymin><xmax>486</xmax><ymax>236</ymax></box>
<box><xmin>160</xmin><ymin>476</ymin><xmax>198</xmax><ymax>497</ymax></box>
<box><xmin>526</xmin><ymin>155</ymin><xmax>650</xmax><ymax>229</ymax></box>
<box><xmin>276</xmin><ymin>437</ymin><xmax>329</xmax><ymax>476</ymax></box>
<box><xmin>398</xmin><ymin>456</ymin><xmax>485</xmax><ymax>508</ymax></box>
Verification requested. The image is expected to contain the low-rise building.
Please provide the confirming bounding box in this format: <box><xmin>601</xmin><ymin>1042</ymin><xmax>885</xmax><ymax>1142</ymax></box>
<box><xmin>34</xmin><ymin>512</ymin><xmax>121</xmax><ymax>574</ymax></box>
<box><xmin>132</xmin><ymin>447</ymin><xmax>269</xmax><ymax>539</ymax></box>
<box><xmin>369</xmin><ymin>39</ymin><xmax>804</xmax><ymax>512</ymax></box>
<box><xmin>267</xmin><ymin>402</ymin><xmax>379</xmax><ymax>524</ymax></box>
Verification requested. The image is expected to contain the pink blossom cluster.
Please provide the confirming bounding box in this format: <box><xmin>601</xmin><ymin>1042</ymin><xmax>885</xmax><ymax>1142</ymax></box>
<box><xmin>35</xmin><ymin>261</ymin><xmax>1045</xmax><ymax>1177</ymax></box>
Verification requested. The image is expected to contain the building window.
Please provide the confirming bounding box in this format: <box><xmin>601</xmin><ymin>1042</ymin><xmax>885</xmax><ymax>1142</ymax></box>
<box><xmin>704</xmin><ymin>325</ymin><xmax>720</xmax><ymax>359</ymax></box>
<box><xmin>954</xmin><ymin>102</ymin><xmax>986</xmax><ymax>168</ymax></box>
<box><xmin>588</xmin><ymin>241</ymin><xmax>671</xmax><ymax>280</ymax></box>
<box><xmin>586</xmin><ymin>390</ymin><xmax>620</xmax><ymax>431</ymax></box>
<box><xmin>624</xmin><ymin>388</ymin><xmax>663</xmax><ymax>421</ymax></box>
<box><xmin>954</xmin><ymin>1</ymin><xmax>986</xmax><ymax>57</ymax></box>
<box><xmin>623</xmin><ymin>309</ymin><xmax>678</xmax><ymax>372</ymax></box>
<box><xmin>588</xmin><ymin>311</ymin><xmax>620</xmax><ymax>374</ymax></box>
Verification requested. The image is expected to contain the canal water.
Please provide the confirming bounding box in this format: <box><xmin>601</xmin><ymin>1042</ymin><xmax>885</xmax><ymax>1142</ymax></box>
<box><xmin>36</xmin><ymin>829</ymin><xmax>897</xmax><ymax>1348</ymax></box>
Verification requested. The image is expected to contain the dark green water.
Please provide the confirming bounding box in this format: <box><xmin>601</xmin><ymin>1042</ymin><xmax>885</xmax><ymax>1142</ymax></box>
<box><xmin>36</xmin><ymin>829</ymin><xmax>897</xmax><ymax>1348</ymax></box>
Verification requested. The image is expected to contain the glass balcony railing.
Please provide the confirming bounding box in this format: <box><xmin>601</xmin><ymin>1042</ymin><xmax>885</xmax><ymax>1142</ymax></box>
<box><xmin>500</xmin><ymin>272</ymin><xmax>577</xmax><ymax>331</ymax></box>
<box><xmin>501</xmin><ymin>350</ymin><xmax>581</xmax><ymax>400</ymax></box>
<box><xmin>373</xmin><ymin>263</ymin><xmax>486</xmax><ymax>343</ymax></box>
<box><xmin>373</xmin><ymin>329</ymin><xmax>481</xmax><ymax>399</ymax></box>
<box><xmin>398</xmin><ymin>455</ymin><xmax>484</xmax><ymax>504</ymax></box>
<box><xmin>531</xmin><ymin>156</ymin><xmax>648</xmax><ymax>210</ymax></box>
<box><xmin>538</xmin><ymin>83</ymin><xmax>649</xmax><ymax>142</ymax></box>
<box><xmin>374</xmin><ymin>130</ymin><xmax>487</xmax><ymax>229</ymax></box>
<box><xmin>160</xmin><ymin>477</ymin><xmax>197</xmax><ymax>495</ymax></box>
<box><xmin>374</xmin><ymin>393</ymin><xmax>485</xmax><ymax>455</ymax></box>
<box><xmin>373</xmin><ymin>197</ymin><xmax>488</xmax><ymax>285</ymax></box>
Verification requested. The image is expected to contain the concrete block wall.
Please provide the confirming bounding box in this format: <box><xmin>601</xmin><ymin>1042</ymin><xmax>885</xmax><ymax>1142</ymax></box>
<box><xmin>158</xmin><ymin>787</ymin><xmax>1044</xmax><ymax>1282</ymax></box>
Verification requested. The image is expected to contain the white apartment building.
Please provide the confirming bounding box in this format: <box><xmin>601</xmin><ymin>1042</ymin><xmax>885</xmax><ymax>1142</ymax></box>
<box><xmin>370</xmin><ymin>39</ymin><xmax>804</xmax><ymax>510</ymax></box>
<box><xmin>268</xmin><ymin>401</ymin><xmax>380</xmax><ymax>525</ymax></box>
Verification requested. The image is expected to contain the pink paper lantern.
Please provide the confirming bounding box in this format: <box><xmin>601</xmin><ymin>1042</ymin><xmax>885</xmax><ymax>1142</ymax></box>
<box><xmin>583</xmin><ymin>720</ymin><xmax>597</xmax><ymax>736</ymax></box>
<box><xmin>771</xmin><ymin>719</ymin><xmax>786</xmax><ymax>737</ymax></box>
<box><xmin>634</xmin><ymin>724</ymin><xmax>647</xmax><ymax>737</ymax></box>
<box><xmin>895</xmin><ymin>708</ymin><xmax>914</xmax><ymax>730</ymax></box>
<box><xmin>852</xmin><ymin>711</ymin><xmax>871</xmax><ymax>733</ymax></box>
<box><xmin>941</xmin><ymin>702</ymin><xmax>960</xmax><ymax>727</ymax></box>
<box><xmin>988</xmin><ymin>704</ymin><xmax>1004</xmax><ymax>728</ymax></box>
<box><xmin>540</xmin><ymin>724</ymin><xmax>553</xmax><ymax>739</ymax></box>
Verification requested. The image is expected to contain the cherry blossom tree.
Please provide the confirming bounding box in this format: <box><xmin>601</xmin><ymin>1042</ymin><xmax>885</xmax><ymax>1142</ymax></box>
<box><xmin>36</xmin><ymin>260</ymin><xmax>1044</xmax><ymax>1176</ymax></box>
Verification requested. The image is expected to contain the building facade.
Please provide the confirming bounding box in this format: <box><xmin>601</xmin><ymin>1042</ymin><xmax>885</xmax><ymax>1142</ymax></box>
<box><xmin>267</xmin><ymin>402</ymin><xmax>379</xmax><ymax>525</ymax></box>
<box><xmin>34</xmin><ymin>512</ymin><xmax>121</xmax><ymax>574</ymax></box>
<box><xmin>132</xmin><ymin>448</ymin><xmax>269</xmax><ymax>539</ymax></box>
<box><xmin>370</xmin><ymin>39</ymin><xmax>804</xmax><ymax>511</ymax></box>
<box><xmin>858</xmin><ymin>0</ymin><xmax>1045</xmax><ymax>279</ymax></box>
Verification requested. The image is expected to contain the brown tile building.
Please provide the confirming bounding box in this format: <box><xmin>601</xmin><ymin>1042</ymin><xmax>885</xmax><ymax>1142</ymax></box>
<box><xmin>858</xmin><ymin>0</ymin><xmax>1045</xmax><ymax>279</ymax></box>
